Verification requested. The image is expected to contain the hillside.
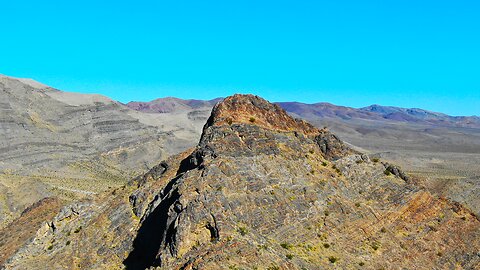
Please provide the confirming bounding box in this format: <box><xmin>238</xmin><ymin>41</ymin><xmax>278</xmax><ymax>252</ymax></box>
<box><xmin>2</xmin><ymin>94</ymin><xmax>478</xmax><ymax>269</ymax></box>
<box><xmin>0</xmin><ymin>75</ymin><xmax>203</xmax><ymax>227</ymax></box>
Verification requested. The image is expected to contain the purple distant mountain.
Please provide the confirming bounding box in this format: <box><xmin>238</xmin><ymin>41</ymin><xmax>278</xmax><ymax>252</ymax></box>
<box><xmin>126</xmin><ymin>97</ymin><xmax>480</xmax><ymax>129</ymax></box>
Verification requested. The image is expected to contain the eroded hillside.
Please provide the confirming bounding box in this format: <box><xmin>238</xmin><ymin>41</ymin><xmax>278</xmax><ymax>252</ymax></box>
<box><xmin>0</xmin><ymin>75</ymin><xmax>203</xmax><ymax>227</ymax></box>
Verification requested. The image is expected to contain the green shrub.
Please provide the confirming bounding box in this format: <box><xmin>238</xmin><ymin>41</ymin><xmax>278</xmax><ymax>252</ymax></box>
<box><xmin>66</xmin><ymin>240</ymin><xmax>71</xmax><ymax>246</ymax></box>
<box><xmin>258</xmin><ymin>244</ymin><xmax>268</xmax><ymax>250</ymax></box>
<box><xmin>328</xmin><ymin>256</ymin><xmax>338</xmax><ymax>263</ymax></box>
<box><xmin>47</xmin><ymin>245</ymin><xmax>53</xmax><ymax>250</ymax></box>
<box><xmin>323</xmin><ymin>243</ymin><xmax>330</xmax><ymax>248</ymax></box>
<box><xmin>280</xmin><ymin>242</ymin><xmax>293</xmax><ymax>249</ymax></box>
<box><xmin>371</xmin><ymin>242</ymin><xmax>380</xmax><ymax>251</ymax></box>
<box><xmin>380</xmin><ymin>227</ymin><xmax>386</xmax><ymax>233</ymax></box>
<box><xmin>238</xmin><ymin>226</ymin><xmax>248</xmax><ymax>236</ymax></box>
<box><xmin>359</xmin><ymin>262</ymin><xmax>365</xmax><ymax>266</ymax></box>
<box><xmin>322</xmin><ymin>161</ymin><xmax>327</xmax><ymax>166</ymax></box>
<box><xmin>74</xmin><ymin>226</ymin><xmax>82</xmax><ymax>233</ymax></box>
<box><xmin>384</xmin><ymin>170</ymin><xmax>391</xmax><ymax>176</ymax></box>
<box><xmin>249</xmin><ymin>117</ymin><xmax>256</xmax><ymax>123</ymax></box>
<box><xmin>286</xmin><ymin>254</ymin><xmax>294</xmax><ymax>260</ymax></box>
<box><xmin>355</xmin><ymin>202</ymin><xmax>361</xmax><ymax>207</ymax></box>
<box><xmin>372</xmin><ymin>158</ymin><xmax>379</xmax><ymax>163</ymax></box>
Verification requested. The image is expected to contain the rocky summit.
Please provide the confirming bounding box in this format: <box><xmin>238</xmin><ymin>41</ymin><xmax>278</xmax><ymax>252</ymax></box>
<box><xmin>1</xmin><ymin>94</ymin><xmax>479</xmax><ymax>269</ymax></box>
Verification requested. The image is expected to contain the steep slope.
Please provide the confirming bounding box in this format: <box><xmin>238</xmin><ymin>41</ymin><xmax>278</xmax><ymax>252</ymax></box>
<box><xmin>126</xmin><ymin>97</ymin><xmax>480</xmax><ymax>216</ymax></box>
<box><xmin>2</xmin><ymin>94</ymin><xmax>478</xmax><ymax>269</ymax></box>
<box><xmin>0</xmin><ymin>75</ymin><xmax>200</xmax><ymax>227</ymax></box>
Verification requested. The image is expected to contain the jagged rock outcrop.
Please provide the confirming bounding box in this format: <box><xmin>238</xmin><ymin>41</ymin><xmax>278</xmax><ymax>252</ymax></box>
<box><xmin>2</xmin><ymin>94</ymin><xmax>479</xmax><ymax>269</ymax></box>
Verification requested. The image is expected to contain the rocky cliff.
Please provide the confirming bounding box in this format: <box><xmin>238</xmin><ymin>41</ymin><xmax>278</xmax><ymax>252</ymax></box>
<box><xmin>2</xmin><ymin>94</ymin><xmax>479</xmax><ymax>269</ymax></box>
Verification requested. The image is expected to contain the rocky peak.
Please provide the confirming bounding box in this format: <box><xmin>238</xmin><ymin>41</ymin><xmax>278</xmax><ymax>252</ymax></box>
<box><xmin>205</xmin><ymin>94</ymin><xmax>319</xmax><ymax>135</ymax></box>
<box><xmin>196</xmin><ymin>94</ymin><xmax>355</xmax><ymax>161</ymax></box>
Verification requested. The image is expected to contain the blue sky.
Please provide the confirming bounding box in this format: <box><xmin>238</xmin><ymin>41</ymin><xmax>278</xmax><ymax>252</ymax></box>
<box><xmin>0</xmin><ymin>1</ymin><xmax>479</xmax><ymax>116</ymax></box>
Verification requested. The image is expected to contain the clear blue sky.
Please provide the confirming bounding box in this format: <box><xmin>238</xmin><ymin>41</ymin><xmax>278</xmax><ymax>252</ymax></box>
<box><xmin>1</xmin><ymin>1</ymin><xmax>479</xmax><ymax>116</ymax></box>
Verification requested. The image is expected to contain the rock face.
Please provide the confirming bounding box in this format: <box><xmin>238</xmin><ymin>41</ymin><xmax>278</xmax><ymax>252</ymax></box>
<box><xmin>129</xmin><ymin>96</ymin><xmax>480</xmax><ymax>217</ymax></box>
<box><xmin>2</xmin><ymin>94</ymin><xmax>479</xmax><ymax>269</ymax></box>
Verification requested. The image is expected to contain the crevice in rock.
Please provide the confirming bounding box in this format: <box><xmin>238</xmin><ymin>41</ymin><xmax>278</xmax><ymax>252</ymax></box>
<box><xmin>206</xmin><ymin>214</ymin><xmax>219</xmax><ymax>242</ymax></box>
<box><xmin>176</xmin><ymin>151</ymin><xmax>204</xmax><ymax>175</ymax></box>
<box><xmin>123</xmin><ymin>188</ymin><xmax>180</xmax><ymax>270</ymax></box>
<box><xmin>124</xmin><ymin>150</ymin><xmax>205</xmax><ymax>270</ymax></box>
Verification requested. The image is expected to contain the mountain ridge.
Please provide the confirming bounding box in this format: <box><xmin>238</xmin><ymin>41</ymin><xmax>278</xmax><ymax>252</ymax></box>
<box><xmin>126</xmin><ymin>97</ymin><xmax>480</xmax><ymax>128</ymax></box>
<box><xmin>2</xmin><ymin>94</ymin><xmax>478</xmax><ymax>269</ymax></box>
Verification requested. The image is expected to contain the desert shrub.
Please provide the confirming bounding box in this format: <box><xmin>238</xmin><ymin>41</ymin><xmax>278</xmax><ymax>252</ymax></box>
<box><xmin>74</xmin><ymin>226</ymin><xmax>82</xmax><ymax>233</ymax></box>
<box><xmin>258</xmin><ymin>244</ymin><xmax>268</xmax><ymax>250</ymax></box>
<box><xmin>249</xmin><ymin>117</ymin><xmax>256</xmax><ymax>123</ymax></box>
<box><xmin>384</xmin><ymin>170</ymin><xmax>391</xmax><ymax>176</ymax></box>
<box><xmin>328</xmin><ymin>256</ymin><xmax>338</xmax><ymax>263</ymax></box>
<box><xmin>359</xmin><ymin>262</ymin><xmax>365</xmax><ymax>266</ymax></box>
<box><xmin>47</xmin><ymin>245</ymin><xmax>53</xmax><ymax>250</ymax></box>
<box><xmin>226</xmin><ymin>118</ymin><xmax>233</xmax><ymax>125</ymax></box>
<box><xmin>323</xmin><ymin>243</ymin><xmax>330</xmax><ymax>248</ymax></box>
<box><xmin>356</xmin><ymin>160</ymin><xmax>363</xmax><ymax>164</ymax></box>
<box><xmin>380</xmin><ymin>227</ymin><xmax>386</xmax><ymax>233</ymax></box>
<box><xmin>280</xmin><ymin>242</ymin><xmax>293</xmax><ymax>249</ymax></box>
<box><xmin>324</xmin><ymin>210</ymin><xmax>330</xmax><ymax>216</ymax></box>
<box><xmin>372</xmin><ymin>157</ymin><xmax>379</xmax><ymax>163</ymax></box>
<box><xmin>286</xmin><ymin>254</ymin><xmax>294</xmax><ymax>260</ymax></box>
<box><xmin>309</xmin><ymin>149</ymin><xmax>315</xmax><ymax>154</ymax></box>
<box><xmin>66</xmin><ymin>240</ymin><xmax>71</xmax><ymax>246</ymax></box>
<box><xmin>304</xmin><ymin>244</ymin><xmax>315</xmax><ymax>251</ymax></box>
<box><xmin>322</xmin><ymin>161</ymin><xmax>328</xmax><ymax>166</ymax></box>
<box><xmin>371</xmin><ymin>242</ymin><xmax>380</xmax><ymax>251</ymax></box>
<box><xmin>238</xmin><ymin>226</ymin><xmax>248</xmax><ymax>236</ymax></box>
<box><xmin>355</xmin><ymin>202</ymin><xmax>361</xmax><ymax>207</ymax></box>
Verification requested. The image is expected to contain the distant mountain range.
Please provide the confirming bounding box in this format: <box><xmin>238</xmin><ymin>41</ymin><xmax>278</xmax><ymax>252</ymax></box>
<box><xmin>126</xmin><ymin>98</ymin><xmax>480</xmax><ymax>129</ymax></box>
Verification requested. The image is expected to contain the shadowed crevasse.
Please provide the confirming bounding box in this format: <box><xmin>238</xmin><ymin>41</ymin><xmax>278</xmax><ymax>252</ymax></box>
<box><xmin>123</xmin><ymin>149</ymin><xmax>206</xmax><ymax>269</ymax></box>
<box><xmin>123</xmin><ymin>186</ymin><xmax>180</xmax><ymax>270</ymax></box>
